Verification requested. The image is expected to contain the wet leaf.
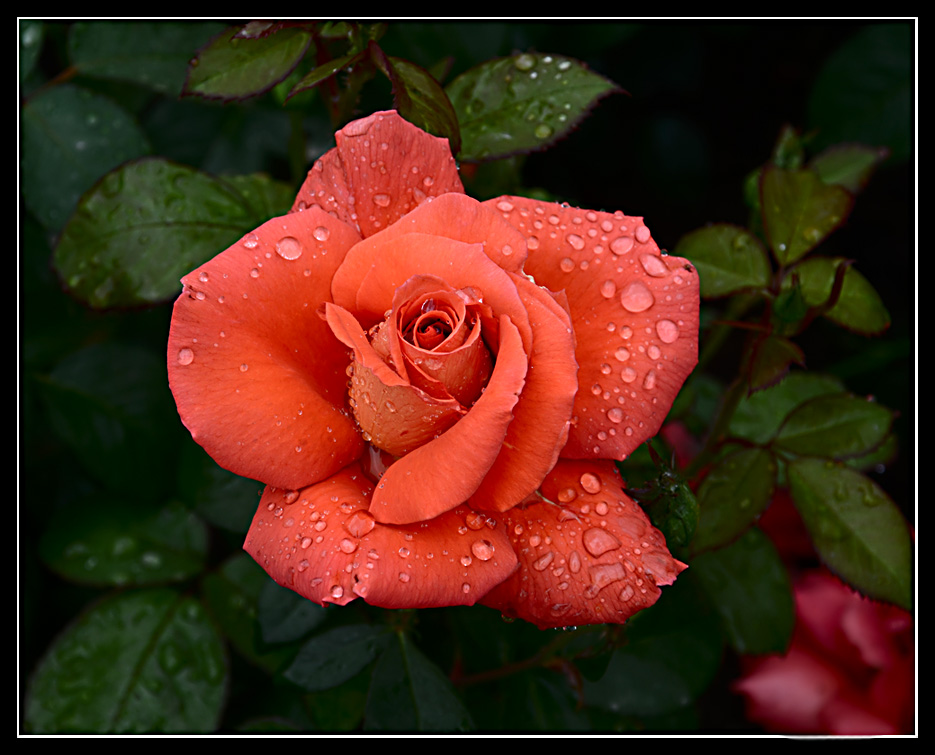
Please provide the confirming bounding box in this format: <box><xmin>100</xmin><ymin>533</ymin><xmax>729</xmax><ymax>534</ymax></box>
<box><xmin>787</xmin><ymin>256</ymin><xmax>891</xmax><ymax>335</ymax></box>
<box><xmin>774</xmin><ymin>393</ymin><xmax>893</xmax><ymax>460</ymax></box>
<box><xmin>760</xmin><ymin>166</ymin><xmax>853</xmax><ymax>265</ymax></box>
<box><xmin>673</xmin><ymin>224</ymin><xmax>771</xmax><ymax>298</ymax></box>
<box><xmin>54</xmin><ymin>158</ymin><xmax>262</xmax><ymax>308</ymax></box>
<box><xmin>692</xmin><ymin>528</ymin><xmax>794</xmax><ymax>654</ymax></box>
<box><xmin>788</xmin><ymin>458</ymin><xmax>911</xmax><ymax>610</ymax></box>
<box><xmin>729</xmin><ymin>371</ymin><xmax>845</xmax><ymax>445</ymax></box>
<box><xmin>257</xmin><ymin>579</ymin><xmax>328</xmax><ymax>645</ymax></box>
<box><xmin>810</xmin><ymin>144</ymin><xmax>889</xmax><ymax>193</ymax></box>
<box><xmin>365</xmin><ymin>633</ymin><xmax>473</xmax><ymax>731</ymax></box>
<box><xmin>25</xmin><ymin>589</ymin><xmax>227</xmax><ymax>733</ymax></box>
<box><xmin>19</xmin><ymin>20</ymin><xmax>44</xmax><ymax>83</ymax></box>
<box><xmin>68</xmin><ymin>21</ymin><xmax>225</xmax><ymax>95</ymax></box>
<box><xmin>286</xmin><ymin>49</ymin><xmax>367</xmax><ymax>100</ymax></box>
<box><xmin>285</xmin><ymin>624</ymin><xmax>391</xmax><ymax>692</ymax></box>
<box><xmin>184</xmin><ymin>25</ymin><xmax>312</xmax><ymax>101</ymax></box>
<box><xmin>22</xmin><ymin>84</ymin><xmax>150</xmax><ymax>232</ymax></box>
<box><xmin>692</xmin><ymin>447</ymin><xmax>777</xmax><ymax>553</ymax></box>
<box><xmin>39</xmin><ymin>498</ymin><xmax>208</xmax><ymax>587</ymax></box>
<box><xmin>446</xmin><ymin>52</ymin><xmax>621</xmax><ymax>161</ymax></box>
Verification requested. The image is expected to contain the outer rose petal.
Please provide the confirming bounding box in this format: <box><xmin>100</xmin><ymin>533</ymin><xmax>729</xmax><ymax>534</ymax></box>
<box><xmin>485</xmin><ymin>197</ymin><xmax>700</xmax><ymax>461</ymax></box>
<box><xmin>243</xmin><ymin>463</ymin><xmax>517</xmax><ymax>609</ymax></box>
<box><xmin>291</xmin><ymin>111</ymin><xmax>463</xmax><ymax>239</ymax></box>
<box><xmin>168</xmin><ymin>208</ymin><xmax>365</xmax><ymax>489</ymax></box>
<box><xmin>480</xmin><ymin>459</ymin><xmax>687</xmax><ymax>629</ymax></box>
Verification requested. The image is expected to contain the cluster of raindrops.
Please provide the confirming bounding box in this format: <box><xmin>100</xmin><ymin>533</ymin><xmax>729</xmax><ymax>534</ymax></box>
<box><xmin>501</xmin><ymin>469</ymin><xmax>670</xmax><ymax>625</ymax></box>
<box><xmin>491</xmin><ymin>199</ymin><xmax>697</xmax><ymax>456</ymax></box>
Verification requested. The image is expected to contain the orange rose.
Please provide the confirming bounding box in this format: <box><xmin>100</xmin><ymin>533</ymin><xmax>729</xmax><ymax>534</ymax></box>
<box><xmin>168</xmin><ymin>111</ymin><xmax>699</xmax><ymax>628</ymax></box>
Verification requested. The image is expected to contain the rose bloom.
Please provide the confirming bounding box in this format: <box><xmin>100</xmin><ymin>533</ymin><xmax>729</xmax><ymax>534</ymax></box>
<box><xmin>168</xmin><ymin>111</ymin><xmax>699</xmax><ymax>629</ymax></box>
<box><xmin>735</xmin><ymin>570</ymin><xmax>915</xmax><ymax>735</ymax></box>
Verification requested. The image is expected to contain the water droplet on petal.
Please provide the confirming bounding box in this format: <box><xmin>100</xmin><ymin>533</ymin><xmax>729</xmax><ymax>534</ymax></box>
<box><xmin>610</xmin><ymin>236</ymin><xmax>634</xmax><ymax>255</ymax></box>
<box><xmin>533</xmin><ymin>551</ymin><xmax>554</xmax><ymax>571</ymax></box>
<box><xmin>373</xmin><ymin>193</ymin><xmax>391</xmax><ymax>207</ymax></box>
<box><xmin>600</xmin><ymin>280</ymin><xmax>616</xmax><ymax>298</ymax></box>
<box><xmin>313</xmin><ymin>225</ymin><xmax>331</xmax><ymax>241</ymax></box>
<box><xmin>656</xmin><ymin>319</ymin><xmax>680</xmax><ymax>343</ymax></box>
<box><xmin>619</xmin><ymin>281</ymin><xmax>654</xmax><ymax>312</ymax></box>
<box><xmin>566</xmin><ymin>233</ymin><xmax>585</xmax><ymax>250</ymax></box>
<box><xmin>639</xmin><ymin>253</ymin><xmax>669</xmax><ymax>277</ymax></box>
<box><xmin>177</xmin><ymin>348</ymin><xmax>194</xmax><ymax>365</ymax></box>
<box><xmin>276</xmin><ymin>236</ymin><xmax>303</xmax><ymax>260</ymax></box>
<box><xmin>471</xmin><ymin>540</ymin><xmax>495</xmax><ymax>561</ymax></box>
<box><xmin>635</xmin><ymin>225</ymin><xmax>651</xmax><ymax>243</ymax></box>
<box><xmin>583</xmin><ymin>527</ymin><xmax>622</xmax><ymax>556</ymax></box>
<box><xmin>589</xmin><ymin>563</ymin><xmax>626</xmax><ymax>591</ymax></box>
<box><xmin>607</xmin><ymin>407</ymin><xmax>624</xmax><ymax>424</ymax></box>
<box><xmin>242</xmin><ymin>233</ymin><xmax>259</xmax><ymax>249</ymax></box>
<box><xmin>560</xmin><ymin>257</ymin><xmax>575</xmax><ymax>273</ymax></box>
<box><xmin>579</xmin><ymin>473</ymin><xmax>602</xmax><ymax>494</ymax></box>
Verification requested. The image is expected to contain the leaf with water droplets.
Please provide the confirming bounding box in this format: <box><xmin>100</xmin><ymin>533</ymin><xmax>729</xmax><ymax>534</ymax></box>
<box><xmin>39</xmin><ymin>498</ymin><xmax>207</xmax><ymax>587</ymax></box>
<box><xmin>673</xmin><ymin>224</ymin><xmax>771</xmax><ymax>298</ymax></box>
<box><xmin>284</xmin><ymin>624</ymin><xmax>391</xmax><ymax>692</ymax></box>
<box><xmin>786</xmin><ymin>256</ymin><xmax>890</xmax><ymax>335</ymax></box>
<box><xmin>183</xmin><ymin>24</ymin><xmax>312</xmax><ymax>101</ymax></box>
<box><xmin>774</xmin><ymin>393</ymin><xmax>893</xmax><ymax>460</ymax></box>
<box><xmin>760</xmin><ymin>166</ymin><xmax>853</xmax><ymax>265</ymax></box>
<box><xmin>53</xmin><ymin>158</ymin><xmax>267</xmax><ymax>308</ymax></box>
<box><xmin>22</xmin><ymin>84</ymin><xmax>151</xmax><ymax>232</ymax></box>
<box><xmin>25</xmin><ymin>589</ymin><xmax>227</xmax><ymax>733</ymax></box>
<box><xmin>692</xmin><ymin>447</ymin><xmax>777</xmax><ymax>553</ymax></box>
<box><xmin>68</xmin><ymin>21</ymin><xmax>225</xmax><ymax>95</ymax></box>
<box><xmin>747</xmin><ymin>334</ymin><xmax>805</xmax><ymax>393</ymax></box>
<box><xmin>365</xmin><ymin>633</ymin><xmax>473</xmax><ymax>732</ymax></box>
<box><xmin>257</xmin><ymin>579</ymin><xmax>328</xmax><ymax>645</ymax></box>
<box><xmin>446</xmin><ymin>52</ymin><xmax>621</xmax><ymax>161</ymax></box>
<box><xmin>692</xmin><ymin>528</ymin><xmax>794</xmax><ymax>654</ymax></box>
<box><xmin>788</xmin><ymin>458</ymin><xmax>911</xmax><ymax>610</ymax></box>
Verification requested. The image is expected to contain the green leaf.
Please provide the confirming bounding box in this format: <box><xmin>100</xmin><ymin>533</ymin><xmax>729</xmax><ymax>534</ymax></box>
<box><xmin>284</xmin><ymin>624</ymin><xmax>391</xmax><ymax>692</ymax></box>
<box><xmin>376</xmin><ymin>50</ymin><xmax>462</xmax><ymax>157</ymax></box>
<box><xmin>39</xmin><ymin>498</ymin><xmax>208</xmax><ymax>587</ymax></box>
<box><xmin>747</xmin><ymin>334</ymin><xmax>805</xmax><ymax>393</ymax></box>
<box><xmin>19</xmin><ymin>20</ymin><xmax>44</xmax><ymax>83</ymax></box>
<box><xmin>22</xmin><ymin>84</ymin><xmax>151</xmax><ymax>232</ymax></box>
<box><xmin>68</xmin><ymin>21</ymin><xmax>225</xmax><ymax>95</ymax></box>
<box><xmin>729</xmin><ymin>371</ymin><xmax>845</xmax><ymax>445</ymax></box>
<box><xmin>286</xmin><ymin>49</ymin><xmax>367</xmax><ymax>100</ymax></box>
<box><xmin>788</xmin><ymin>256</ymin><xmax>891</xmax><ymax>335</ymax></box>
<box><xmin>633</xmin><ymin>465</ymin><xmax>699</xmax><ymax>551</ymax></box>
<box><xmin>691</xmin><ymin>528</ymin><xmax>794</xmax><ymax>654</ymax></box>
<box><xmin>673</xmin><ymin>224</ymin><xmax>771</xmax><ymax>298</ymax></box>
<box><xmin>808</xmin><ymin>24</ymin><xmax>912</xmax><ymax>162</ymax></box>
<box><xmin>184</xmin><ymin>25</ymin><xmax>312</xmax><ymax>101</ymax></box>
<box><xmin>788</xmin><ymin>458</ymin><xmax>912</xmax><ymax>609</ymax></box>
<box><xmin>810</xmin><ymin>144</ymin><xmax>889</xmax><ymax>194</ymax></box>
<box><xmin>774</xmin><ymin>394</ymin><xmax>893</xmax><ymax>460</ymax></box>
<box><xmin>365</xmin><ymin>633</ymin><xmax>473</xmax><ymax>732</ymax></box>
<box><xmin>201</xmin><ymin>554</ymin><xmax>295</xmax><ymax>674</ymax></box>
<box><xmin>257</xmin><ymin>579</ymin><xmax>329</xmax><ymax>645</ymax></box>
<box><xmin>583</xmin><ymin>576</ymin><xmax>722</xmax><ymax>717</ymax></box>
<box><xmin>36</xmin><ymin>342</ymin><xmax>177</xmax><ymax>492</ymax></box>
<box><xmin>223</xmin><ymin>172</ymin><xmax>295</xmax><ymax>221</ymax></box>
<box><xmin>446</xmin><ymin>52</ymin><xmax>621</xmax><ymax>161</ymax></box>
<box><xmin>25</xmin><ymin>589</ymin><xmax>227</xmax><ymax>733</ymax></box>
<box><xmin>693</xmin><ymin>447</ymin><xmax>777</xmax><ymax>553</ymax></box>
<box><xmin>53</xmin><ymin>158</ymin><xmax>261</xmax><ymax>308</ymax></box>
<box><xmin>177</xmin><ymin>440</ymin><xmax>262</xmax><ymax>533</ymax></box>
<box><xmin>760</xmin><ymin>166</ymin><xmax>853</xmax><ymax>265</ymax></box>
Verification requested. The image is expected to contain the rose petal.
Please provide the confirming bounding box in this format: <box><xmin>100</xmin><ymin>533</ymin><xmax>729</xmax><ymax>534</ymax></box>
<box><xmin>291</xmin><ymin>111</ymin><xmax>463</xmax><ymax>238</ymax></box>
<box><xmin>331</xmin><ymin>231</ymin><xmax>533</xmax><ymax>353</ymax></box>
<box><xmin>243</xmin><ymin>463</ymin><xmax>517</xmax><ymax>609</ymax></box>
<box><xmin>325</xmin><ymin>302</ymin><xmax>464</xmax><ymax>456</ymax></box>
<box><xmin>369</xmin><ymin>316</ymin><xmax>527</xmax><ymax>525</ymax></box>
<box><xmin>480</xmin><ymin>459</ymin><xmax>687</xmax><ymax>629</ymax></box>
<box><xmin>168</xmin><ymin>208</ymin><xmax>365</xmax><ymax>489</ymax></box>
<box><xmin>470</xmin><ymin>275</ymin><xmax>578</xmax><ymax>512</ymax></box>
<box><xmin>364</xmin><ymin>192</ymin><xmax>529</xmax><ymax>272</ymax></box>
<box><xmin>485</xmin><ymin>197</ymin><xmax>700</xmax><ymax>460</ymax></box>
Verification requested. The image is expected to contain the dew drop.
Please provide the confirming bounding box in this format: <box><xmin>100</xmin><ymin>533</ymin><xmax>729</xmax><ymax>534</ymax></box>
<box><xmin>242</xmin><ymin>233</ymin><xmax>259</xmax><ymax>249</ymax></box>
<box><xmin>589</xmin><ymin>563</ymin><xmax>626</xmax><ymax>591</ymax></box>
<box><xmin>240</xmin><ymin>363</ymin><xmax>249</xmax><ymax>372</ymax></box>
<box><xmin>566</xmin><ymin>233</ymin><xmax>585</xmax><ymax>250</ymax></box>
<box><xmin>621</xmin><ymin>367</ymin><xmax>637</xmax><ymax>384</ymax></box>
<box><xmin>535</xmin><ymin>123</ymin><xmax>553</xmax><ymax>139</ymax></box>
<box><xmin>276</xmin><ymin>236</ymin><xmax>304</xmax><ymax>260</ymax></box>
<box><xmin>471</xmin><ymin>540</ymin><xmax>495</xmax><ymax>561</ymax></box>
<box><xmin>656</xmin><ymin>319</ymin><xmax>680</xmax><ymax>343</ymax></box>
<box><xmin>614</xmin><ymin>346</ymin><xmax>630</xmax><ymax>362</ymax></box>
<box><xmin>373</xmin><ymin>193</ymin><xmax>391</xmax><ymax>207</ymax></box>
<box><xmin>568</xmin><ymin>550</ymin><xmax>582</xmax><ymax>574</ymax></box>
<box><xmin>177</xmin><ymin>348</ymin><xmax>194</xmax><ymax>365</ymax></box>
<box><xmin>312</xmin><ymin>225</ymin><xmax>331</xmax><ymax>241</ymax></box>
<box><xmin>330</xmin><ymin>585</ymin><xmax>344</xmax><ymax>599</ymax></box>
<box><xmin>559</xmin><ymin>257</ymin><xmax>575</xmax><ymax>273</ymax></box>
<box><xmin>532</xmin><ymin>552</ymin><xmax>554</xmax><ymax>571</ymax></box>
<box><xmin>643</xmin><ymin>370</ymin><xmax>657</xmax><ymax>390</ymax></box>
<box><xmin>583</xmin><ymin>527</ymin><xmax>622</xmax><ymax>557</ymax></box>
<box><xmin>635</xmin><ymin>225</ymin><xmax>651</xmax><ymax>244</ymax></box>
<box><xmin>607</xmin><ymin>407</ymin><xmax>624</xmax><ymax>424</ymax></box>
<box><xmin>579</xmin><ymin>473</ymin><xmax>602</xmax><ymax>494</ymax></box>
<box><xmin>557</xmin><ymin>487</ymin><xmax>577</xmax><ymax>503</ymax></box>
<box><xmin>398</xmin><ymin>572</ymin><xmax>410</xmax><ymax>583</ymax></box>
<box><xmin>639</xmin><ymin>253</ymin><xmax>669</xmax><ymax>277</ymax></box>
<box><xmin>600</xmin><ymin>279</ymin><xmax>616</xmax><ymax>298</ymax></box>
<box><xmin>610</xmin><ymin>236</ymin><xmax>634</xmax><ymax>255</ymax></box>
<box><xmin>497</xmin><ymin>200</ymin><xmax>514</xmax><ymax>212</ymax></box>
<box><xmin>619</xmin><ymin>281</ymin><xmax>654</xmax><ymax>312</ymax></box>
